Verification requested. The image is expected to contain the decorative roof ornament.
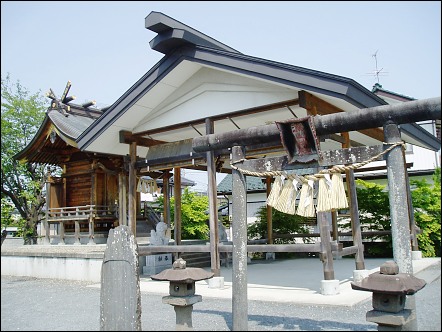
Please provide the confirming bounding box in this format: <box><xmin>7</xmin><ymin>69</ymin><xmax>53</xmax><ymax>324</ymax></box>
<box><xmin>45</xmin><ymin>81</ymin><xmax>98</xmax><ymax>116</ymax></box>
<box><xmin>46</xmin><ymin>81</ymin><xmax>75</xmax><ymax>116</ymax></box>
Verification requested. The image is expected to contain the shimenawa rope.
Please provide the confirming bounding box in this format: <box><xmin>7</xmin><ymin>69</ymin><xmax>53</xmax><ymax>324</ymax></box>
<box><xmin>230</xmin><ymin>141</ymin><xmax>405</xmax><ymax>216</ymax></box>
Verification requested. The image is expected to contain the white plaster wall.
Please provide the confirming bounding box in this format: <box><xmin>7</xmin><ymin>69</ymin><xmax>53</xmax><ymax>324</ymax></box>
<box><xmin>1</xmin><ymin>256</ymin><xmax>102</xmax><ymax>283</ymax></box>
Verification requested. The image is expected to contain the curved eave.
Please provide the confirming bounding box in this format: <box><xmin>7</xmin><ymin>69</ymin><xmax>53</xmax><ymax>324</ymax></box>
<box><xmin>13</xmin><ymin>115</ymin><xmax>52</xmax><ymax>162</ymax></box>
<box><xmin>77</xmin><ymin>45</ymin><xmax>392</xmax><ymax>152</ymax></box>
<box><xmin>13</xmin><ymin>113</ymin><xmax>81</xmax><ymax>165</ymax></box>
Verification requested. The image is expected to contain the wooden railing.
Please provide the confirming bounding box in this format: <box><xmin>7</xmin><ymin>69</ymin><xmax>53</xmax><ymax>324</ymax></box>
<box><xmin>44</xmin><ymin>205</ymin><xmax>117</xmax><ymax>245</ymax></box>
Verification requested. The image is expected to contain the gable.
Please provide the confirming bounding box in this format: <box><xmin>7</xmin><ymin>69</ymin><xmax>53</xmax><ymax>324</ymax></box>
<box><xmin>75</xmin><ymin>11</ymin><xmax>440</xmax><ymax>168</ymax></box>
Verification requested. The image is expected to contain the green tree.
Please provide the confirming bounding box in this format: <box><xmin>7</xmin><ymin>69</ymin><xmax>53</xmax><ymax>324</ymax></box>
<box><xmin>1</xmin><ymin>74</ymin><xmax>48</xmax><ymax>243</ymax></box>
<box><xmin>249</xmin><ymin>206</ymin><xmax>312</xmax><ymax>244</ymax></box>
<box><xmin>354</xmin><ymin>171</ymin><xmax>441</xmax><ymax>257</ymax></box>
<box><xmin>158</xmin><ymin>187</ymin><xmax>210</xmax><ymax>240</ymax></box>
<box><xmin>410</xmin><ymin>168</ymin><xmax>441</xmax><ymax>257</ymax></box>
<box><xmin>352</xmin><ymin>179</ymin><xmax>393</xmax><ymax>256</ymax></box>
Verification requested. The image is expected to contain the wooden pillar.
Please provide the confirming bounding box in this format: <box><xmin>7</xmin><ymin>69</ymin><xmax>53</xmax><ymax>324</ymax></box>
<box><xmin>206</xmin><ymin>118</ymin><xmax>220</xmax><ymax>277</ymax></box>
<box><xmin>59</xmin><ymin>221</ymin><xmax>65</xmax><ymax>245</ymax></box>
<box><xmin>90</xmin><ymin>160</ymin><xmax>97</xmax><ymax>241</ymax></box>
<box><xmin>118</xmin><ymin>173</ymin><xmax>127</xmax><ymax>226</ymax></box>
<box><xmin>173</xmin><ymin>167</ymin><xmax>182</xmax><ymax>260</ymax></box>
<box><xmin>128</xmin><ymin>142</ymin><xmax>137</xmax><ymax>236</ymax></box>
<box><xmin>136</xmin><ymin>192</ymin><xmax>141</xmax><ymax>217</ymax></box>
<box><xmin>91</xmin><ymin>159</ymin><xmax>97</xmax><ymax>206</ymax></box>
<box><xmin>331</xmin><ymin>210</ymin><xmax>338</xmax><ymax>241</ymax></box>
<box><xmin>43</xmin><ymin>177</ymin><xmax>51</xmax><ymax>244</ymax></box>
<box><xmin>162</xmin><ymin>171</ymin><xmax>171</xmax><ymax>227</ymax></box>
<box><xmin>266</xmin><ymin>177</ymin><xmax>273</xmax><ymax>244</ymax></box>
<box><xmin>74</xmin><ymin>220</ymin><xmax>81</xmax><ymax>245</ymax></box>
<box><xmin>231</xmin><ymin>145</ymin><xmax>248</xmax><ymax>331</ymax></box>
<box><xmin>88</xmin><ymin>214</ymin><xmax>95</xmax><ymax>245</ymax></box>
<box><xmin>318</xmin><ymin>211</ymin><xmax>335</xmax><ymax>280</ymax></box>
<box><xmin>342</xmin><ymin>132</ymin><xmax>365</xmax><ymax>270</ymax></box>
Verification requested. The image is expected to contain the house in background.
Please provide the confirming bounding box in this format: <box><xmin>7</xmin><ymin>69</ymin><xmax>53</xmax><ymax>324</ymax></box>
<box><xmin>371</xmin><ymin>83</ymin><xmax>441</xmax><ymax>163</ymax></box>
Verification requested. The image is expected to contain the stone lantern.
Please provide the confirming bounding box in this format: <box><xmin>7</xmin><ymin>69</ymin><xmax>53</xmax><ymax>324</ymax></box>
<box><xmin>151</xmin><ymin>258</ymin><xmax>214</xmax><ymax>331</ymax></box>
<box><xmin>351</xmin><ymin>260</ymin><xmax>426</xmax><ymax>331</ymax></box>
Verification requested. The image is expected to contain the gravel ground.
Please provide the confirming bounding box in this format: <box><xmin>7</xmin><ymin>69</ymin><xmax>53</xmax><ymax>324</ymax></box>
<box><xmin>1</xmin><ymin>261</ymin><xmax>440</xmax><ymax>331</ymax></box>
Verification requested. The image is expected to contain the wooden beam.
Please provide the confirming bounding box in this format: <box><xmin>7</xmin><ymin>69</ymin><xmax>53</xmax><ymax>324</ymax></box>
<box><xmin>299</xmin><ymin>90</ymin><xmax>385</xmax><ymax>142</ymax></box>
<box><xmin>232</xmin><ymin>144</ymin><xmax>387</xmax><ymax>173</ymax></box>
<box><xmin>193</xmin><ymin>97</ymin><xmax>441</xmax><ymax>153</ymax></box>
<box><xmin>82</xmin><ymin>100</ymin><xmax>96</xmax><ymax>108</ymax></box>
<box><xmin>134</xmin><ymin>98</ymin><xmax>299</xmax><ymax>137</ymax></box>
<box><xmin>119</xmin><ymin>130</ymin><xmax>165</xmax><ymax>147</ymax></box>
<box><xmin>61</xmin><ymin>81</ymin><xmax>71</xmax><ymax>103</ymax></box>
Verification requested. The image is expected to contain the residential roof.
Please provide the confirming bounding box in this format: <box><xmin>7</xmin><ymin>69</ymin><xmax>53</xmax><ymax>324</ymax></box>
<box><xmin>372</xmin><ymin>83</ymin><xmax>415</xmax><ymax>102</ymax></box>
<box><xmin>217</xmin><ymin>174</ymin><xmax>266</xmax><ymax>194</ymax></box>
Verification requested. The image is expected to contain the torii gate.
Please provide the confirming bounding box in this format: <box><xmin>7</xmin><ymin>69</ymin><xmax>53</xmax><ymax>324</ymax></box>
<box><xmin>137</xmin><ymin>97</ymin><xmax>440</xmax><ymax>330</ymax></box>
<box><xmin>190</xmin><ymin>96</ymin><xmax>441</xmax><ymax>331</ymax></box>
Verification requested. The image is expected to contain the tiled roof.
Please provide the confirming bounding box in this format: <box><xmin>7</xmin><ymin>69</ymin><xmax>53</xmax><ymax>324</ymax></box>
<box><xmin>48</xmin><ymin>110</ymin><xmax>95</xmax><ymax>140</ymax></box>
<box><xmin>217</xmin><ymin>174</ymin><xmax>266</xmax><ymax>194</ymax></box>
<box><xmin>371</xmin><ymin>83</ymin><xmax>416</xmax><ymax>101</ymax></box>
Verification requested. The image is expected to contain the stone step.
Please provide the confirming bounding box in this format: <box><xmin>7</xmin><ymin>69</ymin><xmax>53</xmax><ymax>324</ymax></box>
<box><xmin>180</xmin><ymin>251</ymin><xmax>211</xmax><ymax>268</ymax></box>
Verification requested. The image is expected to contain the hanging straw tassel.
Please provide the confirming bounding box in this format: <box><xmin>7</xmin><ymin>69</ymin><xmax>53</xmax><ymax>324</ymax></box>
<box><xmin>142</xmin><ymin>179</ymin><xmax>148</xmax><ymax>193</ymax></box>
<box><xmin>316</xmin><ymin>174</ymin><xmax>332</xmax><ymax>212</ymax></box>
<box><xmin>136</xmin><ymin>178</ymin><xmax>142</xmax><ymax>192</ymax></box>
<box><xmin>285</xmin><ymin>177</ymin><xmax>299</xmax><ymax>215</ymax></box>
<box><xmin>296</xmin><ymin>181</ymin><xmax>308</xmax><ymax>216</ymax></box>
<box><xmin>274</xmin><ymin>177</ymin><xmax>295</xmax><ymax>214</ymax></box>
<box><xmin>266</xmin><ymin>175</ymin><xmax>284</xmax><ymax>207</ymax></box>
<box><xmin>296</xmin><ymin>178</ymin><xmax>315</xmax><ymax>217</ymax></box>
<box><xmin>305</xmin><ymin>179</ymin><xmax>316</xmax><ymax>217</ymax></box>
<box><xmin>152</xmin><ymin>179</ymin><xmax>158</xmax><ymax>194</ymax></box>
<box><xmin>330</xmin><ymin>172</ymin><xmax>349</xmax><ymax>210</ymax></box>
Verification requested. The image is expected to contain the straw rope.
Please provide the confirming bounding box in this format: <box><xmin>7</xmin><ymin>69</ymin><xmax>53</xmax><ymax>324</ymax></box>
<box><xmin>230</xmin><ymin>141</ymin><xmax>405</xmax><ymax>215</ymax></box>
<box><xmin>230</xmin><ymin>141</ymin><xmax>405</xmax><ymax>181</ymax></box>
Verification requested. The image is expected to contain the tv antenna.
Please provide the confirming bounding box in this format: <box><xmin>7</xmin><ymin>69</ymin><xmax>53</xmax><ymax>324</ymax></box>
<box><xmin>366</xmin><ymin>50</ymin><xmax>388</xmax><ymax>83</ymax></box>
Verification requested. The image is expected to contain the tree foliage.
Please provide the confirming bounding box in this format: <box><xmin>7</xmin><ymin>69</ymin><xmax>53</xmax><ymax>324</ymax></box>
<box><xmin>410</xmin><ymin>168</ymin><xmax>441</xmax><ymax>257</ymax></box>
<box><xmin>248</xmin><ymin>206</ymin><xmax>313</xmax><ymax>259</ymax></box>
<box><xmin>350</xmin><ymin>179</ymin><xmax>393</xmax><ymax>256</ymax></box>
<box><xmin>354</xmin><ymin>170</ymin><xmax>441</xmax><ymax>257</ymax></box>
<box><xmin>248</xmin><ymin>206</ymin><xmax>313</xmax><ymax>244</ymax></box>
<box><xmin>1</xmin><ymin>74</ymin><xmax>48</xmax><ymax>242</ymax></box>
<box><xmin>158</xmin><ymin>187</ymin><xmax>210</xmax><ymax>240</ymax></box>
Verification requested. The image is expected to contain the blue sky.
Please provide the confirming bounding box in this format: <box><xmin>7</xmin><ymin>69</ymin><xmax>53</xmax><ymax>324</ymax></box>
<box><xmin>1</xmin><ymin>1</ymin><xmax>441</xmax><ymax>190</ymax></box>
